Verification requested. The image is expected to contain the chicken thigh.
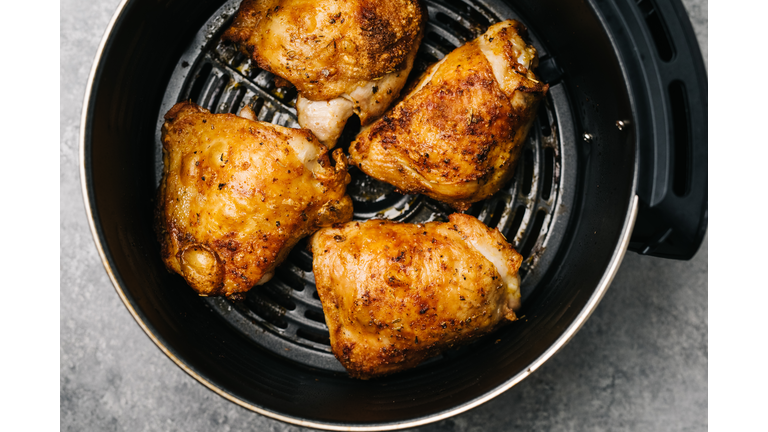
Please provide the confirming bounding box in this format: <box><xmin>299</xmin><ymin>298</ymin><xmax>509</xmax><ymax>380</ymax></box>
<box><xmin>310</xmin><ymin>213</ymin><xmax>523</xmax><ymax>379</ymax></box>
<box><xmin>349</xmin><ymin>20</ymin><xmax>548</xmax><ymax>211</ymax></box>
<box><xmin>156</xmin><ymin>101</ymin><xmax>352</xmax><ymax>298</ymax></box>
<box><xmin>223</xmin><ymin>0</ymin><xmax>427</xmax><ymax>148</ymax></box>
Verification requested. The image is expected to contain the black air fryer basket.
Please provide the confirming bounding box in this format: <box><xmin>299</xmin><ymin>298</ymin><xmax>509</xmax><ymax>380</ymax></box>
<box><xmin>81</xmin><ymin>0</ymin><xmax>707</xmax><ymax>429</ymax></box>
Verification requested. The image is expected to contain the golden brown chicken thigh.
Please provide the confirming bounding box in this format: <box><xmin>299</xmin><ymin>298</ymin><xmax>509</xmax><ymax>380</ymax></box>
<box><xmin>349</xmin><ymin>20</ymin><xmax>548</xmax><ymax>211</ymax></box>
<box><xmin>223</xmin><ymin>0</ymin><xmax>427</xmax><ymax>148</ymax></box>
<box><xmin>156</xmin><ymin>101</ymin><xmax>352</xmax><ymax>298</ymax></box>
<box><xmin>310</xmin><ymin>213</ymin><xmax>523</xmax><ymax>379</ymax></box>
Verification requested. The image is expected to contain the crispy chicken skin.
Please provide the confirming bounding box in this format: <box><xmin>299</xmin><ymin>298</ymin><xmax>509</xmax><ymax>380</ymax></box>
<box><xmin>310</xmin><ymin>213</ymin><xmax>523</xmax><ymax>379</ymax></box>
<box><xmin>349</xmin><ymin>20</ymin><xmax>548</xmax><ymax>211</ymax></box>
<box><xmin>223</xmin><ymin>0</ymin><xmax>427</xmax><ymax>147</ymax></box>
<box><xmin>156</xmin><ymin>101</ymin><xmax>352</xmax><ymax>297</ymax></box>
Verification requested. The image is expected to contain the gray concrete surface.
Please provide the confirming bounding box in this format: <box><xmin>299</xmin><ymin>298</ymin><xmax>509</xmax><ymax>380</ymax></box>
<box><xmin>61</xmin><ymin>1</ymin><xmax>708</xmax><ymax>430</ymax></box>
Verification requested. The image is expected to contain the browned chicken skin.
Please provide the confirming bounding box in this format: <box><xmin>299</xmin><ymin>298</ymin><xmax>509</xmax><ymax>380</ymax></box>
<box><xmin>310</xmin><ymin>214</ymin><xmax>523</xmax><ymax>379</ymax></box>
<box><xmin>156</xmin><ymin>101</ymin><xmax>352</xmax><ymax>297</ymax></box>
<box><xmin>349</xmin><ymin>20</ymin><xmax>548</xmax><ymax>211</ymax></box>
<box><xmin>223</xmin><ymin>0</ymin><xmax>427</xmax><ymax>147</ymax></box>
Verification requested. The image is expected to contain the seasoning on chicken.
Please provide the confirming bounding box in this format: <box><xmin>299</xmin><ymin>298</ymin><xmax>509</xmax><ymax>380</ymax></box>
<box><xmin>310</xmin><ymin>213</ymin><xmax>523</xmax><ymax>379</ymax></box>
<box><xmin>156</xmin><ymin>101</ymin><xmax>352</xmax><ymax>298</ymax></box>
<box><xmin>349</xmin><ymin>20</ymin><xmax>548</xmax><ymax>211</ymax></box>
<box><xmin>223</xmin><ymin>0</ymin><xmax>427</xmax><ymax>148</ymax></box>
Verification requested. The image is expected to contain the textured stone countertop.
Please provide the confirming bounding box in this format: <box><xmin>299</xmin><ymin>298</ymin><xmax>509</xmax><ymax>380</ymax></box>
<box><xmin>61</xmin><ymin>1</ymin><xmax>707</xmax><ymax>430</ymax></box>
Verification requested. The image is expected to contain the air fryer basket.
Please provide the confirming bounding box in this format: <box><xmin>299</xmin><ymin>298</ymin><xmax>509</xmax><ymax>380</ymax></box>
<box><xmin>81</xmin><ymin>0</ymin><xmax>706</xmax><ymax>429</ymax></box>
<box><xmin>153</xmin><ymin>0</ymin><xmax>578</xmax><ymax>371</ymax></box>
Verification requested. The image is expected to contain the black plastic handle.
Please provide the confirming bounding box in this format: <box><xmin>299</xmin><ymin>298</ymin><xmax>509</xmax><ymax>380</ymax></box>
<box><xmin>619</xmin><ymin>0</ymin><xmax>708</xmax><ymax>260</ymax></box>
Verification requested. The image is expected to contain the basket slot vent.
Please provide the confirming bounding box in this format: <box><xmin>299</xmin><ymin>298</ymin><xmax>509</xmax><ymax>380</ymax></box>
<box><xmin>272</xmin><ymin>112</ymin><xmax>295</xmax><ymax>127</ymax></box>
<box><xmin>520</xmin><ymin>209</ymin><xmax>546</xmax><ymax>259</ymax></box>
<box><xmin>426</xmin><ymin>0</ymin><xmax>483</xmax><ymax>37</ymax></box>
<box><xmin>187</xmin><ymin>62</ymin><xmax>213</xmax><ymax>104</ymax></box>
<box><xmin>442</xmin><ymin>0</ymin><xmax>492</xmax><ymax>27</ymax></box>
<box><xmin>669</xmin><ymin>80</ymin><xmax>691</xmax><ymax>197</ymax></box>
<box><xmin>227</xmin><ymin>85</ymin><xmax>247</xmax><ymax>114</ymax></box>
<box><xmin>287</xmin><ymin>247</ymin><xmax>313</xmax><ymax>273</ymax></box>
<box><xmin>257</xmin><ymin>103</ymin><xmax>276</xmax><ymax>122</ymax></box>
<box><xmin>304</xmin><ymin>309</ymin><xmax>327</xmax><ymax>325</ymax></box>
<box><xmin>424</xmin><ymin>30</ymin><xmax>459</xmax><ymax>53</ymax></box>
<box><xmin>253</xmin><ymin>70</ymin><xmax>275</xmax><ymax>89</ymax></box>
<box><xmin>275</xmin><ymin>268</ymin><xmax>306</xmax><ymax>292</ymax></box>
<box><xmin>427</xmin><ymin>22</ymin><xmax>465</xmax><ymax>49</ymax></box>
<box><xmin>434</xmin><ymin>12</ymin><xmax>473</xmax><ymax>42</ymax></box>
<box><xmin>520</xmin><ymin>148</ymin><xmax>534</xmax><ymax>196</ymax></box>
<box><xmin>296</xmin><ymin>328</ymin><xmax>331</xmax><ymax>346</ymax></box>
<box><xmin>258</xmin><ymin>284</ymin><xmax>296</xmax><ymax>311</ymax></box>
<box><xmin>270</xmin><ymin>86</ymin><xmax>297</xmax><ymax>105</ymax></box>
<box><xmin>416</xmin><ymin>46</ymin><xmax>443</xmax><ymax>65</ymax></box>
<box><xmin>486</xmin><ymin>200</ymin><xmax>506</xmax><ymax>229</ymax></box>
<box><xmin>541</xmin><ymin>147</ymin><xmax>555</xmax><ymax>201</ymax></box>
<box><xmin>505</xmin><ymin>205</ymin><xmax>526</xmax><ymax>243</ymax></box>
<box><xmin>231</xmin><ymin>52</ymin><xmax>247</xmax><ymax>68</ymax></box>
<box><xmin>537</xmin><ymin>103</ymin><xmax>552</xmax><ymax>137</ymax></box>
<box><xmin>201</xmin><ymin>73</ymin><xmax>228</xmax><ymax>111</ymax></box>
<box><xmin>465</xmin><ymin>201</ymin><xmax>483</xmax><ymax>218</ymax></box>
<box><xmin>245</xmin><ymin>295</ymin><xmax>289</xmax><ymax>329</ymax></box>
<box><xmin>635</xmin><ymin>0</ymin><xmax>675</xmax><ymax>61</ymax></box>
<box><xmin>248</xmin><ymin>97</ymin><xmax>265</xmax><ymax>117</ymax></box>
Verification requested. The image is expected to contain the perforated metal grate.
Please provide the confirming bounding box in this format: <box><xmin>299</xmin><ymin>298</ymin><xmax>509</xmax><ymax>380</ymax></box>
<box><xmin>155</xmin><ymin>0</ymin><xmax>577</xmax><ymax>371</ymax></box>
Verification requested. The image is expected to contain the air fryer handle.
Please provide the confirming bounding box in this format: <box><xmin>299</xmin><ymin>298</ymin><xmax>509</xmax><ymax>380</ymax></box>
<box><xmin>627</xmin><ymin>0</ymin><xmax>707</xmax><ymax>260</ymax></box>
<box><xmin>628</xmin><ymin>126</ymin><xmax>708</xmax><ymax>261</ymax></box>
